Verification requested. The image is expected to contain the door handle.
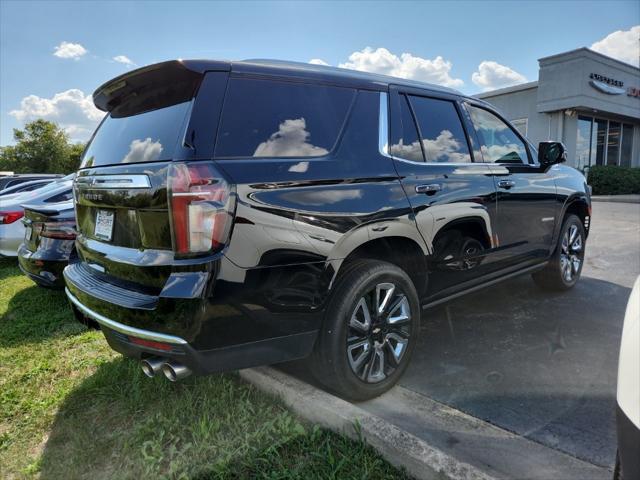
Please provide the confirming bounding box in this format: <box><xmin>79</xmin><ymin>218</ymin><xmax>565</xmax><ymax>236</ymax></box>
<box><xmin>497</xmin><ymin>180</ymin><xmax>516</xmax><ymax>189</ymax></box>
<box><xmin>415</xmin><ymin>184</ymin><xmax>442</xmax><ymax>195</ymax></box>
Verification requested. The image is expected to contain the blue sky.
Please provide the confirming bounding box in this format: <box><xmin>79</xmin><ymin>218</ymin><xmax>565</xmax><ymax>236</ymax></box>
<box><xmin>1</xmin><ymin>0</ymin><xmax>638</xmax><ymax>145</ymax></box>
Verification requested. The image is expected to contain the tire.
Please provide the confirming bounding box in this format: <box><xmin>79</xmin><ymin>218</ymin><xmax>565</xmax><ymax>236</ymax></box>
<box><xmin>310</xmin><ymin>259</ymin><xmax>420</xmax><ymax>401</ymax></box>
<box><xmin>532</xmin><ymin>214</ymin><xmax>586</xmax><ymax>291</ymax></box>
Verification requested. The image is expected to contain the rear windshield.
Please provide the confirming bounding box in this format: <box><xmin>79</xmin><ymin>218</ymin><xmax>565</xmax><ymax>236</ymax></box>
<box><xmin>81</xmin><ymin>101</ymin><xmax>191</xmax><ymax>168</ymax></box>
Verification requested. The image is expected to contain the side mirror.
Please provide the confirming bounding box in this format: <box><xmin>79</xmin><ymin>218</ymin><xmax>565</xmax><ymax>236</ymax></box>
<box><xmin>538</xmin><ymin>141</ymin><xmax>567</xmax><ymax>167</ymax></box>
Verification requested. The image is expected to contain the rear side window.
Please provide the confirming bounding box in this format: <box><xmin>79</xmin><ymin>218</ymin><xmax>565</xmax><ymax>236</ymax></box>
<box><xmin>408</xmin><ymin>96</ymin><xmax>471</xmax><ymax>163</ymax></box>
<box><xmin>44</xmin><ymin>190</ymin><xmax>73</xmax><ymax>203</ymax></box>
<box><xmin>215</xmin><ymin>78</ymin><xmax>355</xmax><ymax>158</ymax></box>
<box><xmin>466</xmin><ymin>105</ymin><xmax>529</xmax><ymax>164</ymax></box>
<box><xmin>389</xmin><ymin>95</ymin><xmax>424</xmax><ymax>162</ymax></box>
<box><xmin>81</xmin><ymin>101</ymin><xmax>191</xmax><ymax>168</ymax></box>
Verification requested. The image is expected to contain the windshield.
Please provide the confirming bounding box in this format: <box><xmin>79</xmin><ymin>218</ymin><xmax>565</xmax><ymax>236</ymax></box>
<box><xmin>81</xmin><ymin>101</ymin><xmax>192</xmax><ymax>168</ymax></box>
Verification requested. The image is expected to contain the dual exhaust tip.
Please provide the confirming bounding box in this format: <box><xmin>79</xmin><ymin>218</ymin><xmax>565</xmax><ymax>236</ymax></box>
<box><xmin>141</xmin><ymin>357</ymin><xmax>191</xmax><ymax>382</ymax></box>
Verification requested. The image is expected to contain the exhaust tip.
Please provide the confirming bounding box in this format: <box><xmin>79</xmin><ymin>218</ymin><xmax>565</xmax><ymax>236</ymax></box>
<box><xmin>140</xmin><ymin>357</ymin><xmax>164</xmax><ymax>378</ymax></box>
<box><xmin>162</xmin><ymin>361</ymin><xmax>192</xmax><ymax>382</ymax></box>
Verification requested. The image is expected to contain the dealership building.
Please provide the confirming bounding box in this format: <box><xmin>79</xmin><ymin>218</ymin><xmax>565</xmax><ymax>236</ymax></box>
<box><xmin>476</xmin><ymin>48</ymin><xmax>640</xmax><ymax>170</ymax></box>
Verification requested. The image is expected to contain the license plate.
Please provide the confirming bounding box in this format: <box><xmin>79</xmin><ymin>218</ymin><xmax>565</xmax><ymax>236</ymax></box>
<box><xmin>24</xmin><ymin>226</ymin><xmax>32</xmax><ymax>241</ymax></box>
<box><xmin>95</xmin><ymin>209</ymin><xmax>114</xmax><ymax>241</ymax></box>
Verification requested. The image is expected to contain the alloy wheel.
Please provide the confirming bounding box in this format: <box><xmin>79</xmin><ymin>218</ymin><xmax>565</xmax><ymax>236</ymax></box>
<box><xmin>560</xmin><ymin>224</ymin><xmax>583</xmax><ymax>283</ymax></box>
<box><xmin>346</xmin><ymin>282</ymin><xmax>412</xmax><ymax>383</ymax></box>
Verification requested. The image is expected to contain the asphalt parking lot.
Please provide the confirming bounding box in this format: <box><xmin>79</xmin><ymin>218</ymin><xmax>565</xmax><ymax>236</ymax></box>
<box><xmin>359</xmin><ymin>201</ymin><xmax>640</xmax><ymax>478</ymax></box>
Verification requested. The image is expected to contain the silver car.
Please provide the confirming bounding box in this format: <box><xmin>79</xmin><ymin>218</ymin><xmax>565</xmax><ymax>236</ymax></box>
<box><xmin>0</xmin><ymin>174</ymin><xmax>74</xmax><ymax>257</ymax></box>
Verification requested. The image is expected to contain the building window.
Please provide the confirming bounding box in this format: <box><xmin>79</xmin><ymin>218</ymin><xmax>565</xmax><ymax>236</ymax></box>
<box><xmin>576</xmin><ymin>116</ymin><xmax>634</xmax><ymax>168</ymax></box>
<box><xmin>576</xmin><ymin>116</ymin><xmax>595</xmax><ymax>170</ymax></box>
<box><xmin>511</xmin><ymin>118</ymin><xmax>528</xmax><ymax>137</ymax></box>
<box><xmin>594</xmin><ymin>118</ymin><xmax>608</xmax><ymax>165</ymax></box>
<box><xmin>607</xmin><ymin>121</ymin><xmax>621</xmax><ymax>166</ymax></box>
<box><xmin>621</xmin><ymin>124</ymin><xmax>634</xmax><ymax>167</ymax></box>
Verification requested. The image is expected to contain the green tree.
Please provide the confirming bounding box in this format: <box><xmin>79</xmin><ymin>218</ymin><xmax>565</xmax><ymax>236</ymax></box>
<box><xmin>0</xmin><ymin>120</ymin><xmax>85</xmax><ymax>174</ymax></box>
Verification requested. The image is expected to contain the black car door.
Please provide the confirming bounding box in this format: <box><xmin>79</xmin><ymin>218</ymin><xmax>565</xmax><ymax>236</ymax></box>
<box><xmin>462</xmin><ymin>102</ymin><xmax>558</xmax><ymax>265</ymax></box>
<box><xmin>388</xmin><ymin>86</ymin><xmax>500</xmax><ymax>298</ymax></box>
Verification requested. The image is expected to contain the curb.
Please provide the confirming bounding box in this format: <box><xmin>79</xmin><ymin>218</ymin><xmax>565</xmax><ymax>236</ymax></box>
<box><xmin>591</xmin><ymin>195</ymin><xmax>640</xmax><ymax>204</ymax></box>
<box><xmin>239</xmin><ymin>366</ymin><xmax>496</xmax><ymax>480</ymax></box>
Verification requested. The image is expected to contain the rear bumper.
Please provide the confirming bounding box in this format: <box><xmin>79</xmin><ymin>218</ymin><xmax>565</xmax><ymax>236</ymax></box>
<box><xmin>18</xmin><ymin>243</ymin><xmax>69</xmax><ymax>288</ymax></box>
<box><xmin>63</xmin><ymin>259</ymin><xmax>322</xmax><ymax>374</ymax></box>
<box><xmin>65</xmin><ymin>287</ymin><xmax>317</xmax><ymax>374</ymax></box>
<box><xmin>0</xmin><ymin>222</ymin><xmax>23</xmax><ymax>257</ymax></box>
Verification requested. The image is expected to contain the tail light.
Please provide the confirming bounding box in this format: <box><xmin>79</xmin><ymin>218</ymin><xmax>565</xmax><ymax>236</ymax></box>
<box><xmin>168</xmin><ymin>162</ymin><xmax>235</xmax><ymax>256</ymax></box>
<box><xmin>0</xmin><ymin>211</ymin><xmax>23</xmax><ymax>224</ymax></box>
<box><xmin>40</xmin><ymin>221</ymin><xmax>77</xmax><ymax>240</ymax></box>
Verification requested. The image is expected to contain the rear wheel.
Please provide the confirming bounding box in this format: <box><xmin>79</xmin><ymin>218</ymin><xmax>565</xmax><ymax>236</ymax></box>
<box><xmin>311</xmin><ymin>259</ymin><xmax>420</xmax><ymax>401</ymax></box>
<box><xmin>532</xmin><ymin>214</ymin><xmax>585</xmax><ymax>291</ymax></box>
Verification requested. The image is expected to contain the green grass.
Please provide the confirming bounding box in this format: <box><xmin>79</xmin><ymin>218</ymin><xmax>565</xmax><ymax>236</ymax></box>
<box><xmin>0</xmin><ymin>258</ymin><xmax>409</xmax><ymax>479</ymax></box>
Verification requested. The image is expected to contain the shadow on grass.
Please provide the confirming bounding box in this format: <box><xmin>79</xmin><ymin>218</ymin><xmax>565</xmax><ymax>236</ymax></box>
<box><xmin>39</xmin><ymin>358</ymin><xmax>406</xmax><ymax>480</ymax></box>
<box><xmin>0</xmin><ymin>257</ymin><xmax>22</xmax><ymax>281</ymax></box>
<box><xmin>0</xmin><ymin>274</ymin><xmax>85</xmax><ymax>349</ymax></box>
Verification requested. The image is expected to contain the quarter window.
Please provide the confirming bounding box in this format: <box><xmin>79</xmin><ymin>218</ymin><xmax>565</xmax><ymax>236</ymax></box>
<box><xmin>215</xmin><ymin>78</ymin><xmax>355</xmax><ymax>158</ymax></box>
<box><xmin>466</xmin><ymin>105</ymin><xmax>529</xmax><ymax>164</ymax></box>
<box><xmin>409</xmin><ymin>96</ymin><xmax>471</xmax><ymax>163</ymax></box>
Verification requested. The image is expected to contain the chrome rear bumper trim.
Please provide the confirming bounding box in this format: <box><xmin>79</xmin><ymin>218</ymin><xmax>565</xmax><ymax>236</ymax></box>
<box><xmin>65</xmin><ymin>288</ymin><xmax>188</xmax><ymax>345</ymax></box>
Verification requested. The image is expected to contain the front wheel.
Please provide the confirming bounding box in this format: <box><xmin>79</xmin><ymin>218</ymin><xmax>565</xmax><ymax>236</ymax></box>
<box><xmin>532</xmin><ymin>214</ymin><xmax>586</xmax><ymax>291</ymax></box>
<box><xmin>310</xmin><ymin>259</ymin><xmax>420</xmax><ymax>401</ymax></box>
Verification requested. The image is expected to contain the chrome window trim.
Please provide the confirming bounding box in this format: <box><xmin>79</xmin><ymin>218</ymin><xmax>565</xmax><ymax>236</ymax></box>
<box><xmin>393</xmin><ymin>156</ymin><xmax>490</xmax><ymax>169</ymax></box>
<box><xmin>65</xmin><ymin>288</ymin><xmax>188</xmax><ymax>345</ymax></box>
<box><xmin>75</xmin><ymin>174</ymin><xmax>151</xmax><ymax>189</ymax></box>
<box><xmin>378</xmin><ymin>92</ymin><xmax>390</xmax><ymax>157</ymax></box>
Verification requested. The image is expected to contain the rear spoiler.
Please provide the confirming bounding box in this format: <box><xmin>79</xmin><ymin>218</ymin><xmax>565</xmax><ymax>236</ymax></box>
<box><xmin>93</xmin><ymin>60</ymin><xmax>230</xmax><ymax>118</ymax></box>
<box><xmin>21</xmin><ymin>202</ymin><xmax>74</xmax><ymax>216</ymax></box>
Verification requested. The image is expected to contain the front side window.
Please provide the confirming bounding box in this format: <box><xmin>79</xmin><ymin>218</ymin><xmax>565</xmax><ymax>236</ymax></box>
<box><xmin>215</xmin><ymin>78</ymin><xmax>355</xmax><ymax>158</ymax></box>
<box><xmin>466</xmin><ymin>105</ymin><xmax>528</xmax><ymax>164</ymax></box>
<box><xmin>409</xmin><ymin>96</ymin><xmax>471</xmax><ymax>163</ymax></box>
<box><xmin>511</xmin><ymin>118</ymin><xmax>528</xmax><ymax>137</ymax></box>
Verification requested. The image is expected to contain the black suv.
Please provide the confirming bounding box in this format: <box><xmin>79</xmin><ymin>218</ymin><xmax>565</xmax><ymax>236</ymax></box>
<box><xmin>64</xmin><ymin>60</ymin><xmax>590</xmax><ymax>400</ymax></box>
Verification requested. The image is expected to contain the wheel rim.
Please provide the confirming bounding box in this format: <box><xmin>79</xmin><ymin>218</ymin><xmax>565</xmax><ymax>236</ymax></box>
<box><xmin>560</xmin><ymin>223</ymin><xmax>583</xmax><ymax>283</ymax></box>
<box><xmin>347</xmin><ymin>282</ymin><xmax>412</xmax><ymax>384</ymax></box>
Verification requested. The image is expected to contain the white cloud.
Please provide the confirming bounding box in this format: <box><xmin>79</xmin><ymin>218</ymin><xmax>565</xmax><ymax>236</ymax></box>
<box><xmin>590</xmin><ymin>25</ymin><xmax>640</xmax><ymax>67</ymax></box>
<box><xmin>338</xmin><ymin>47</ymin><xmax>464</xmax><ymax>88</ymax></box>
<box><xmin>471</xmin><ymin>61</ymin><xmax>527</xmax><ymax>91</ymax></box>
<box><xmin>254</xmin><ymin>118</ymin><xmax>328</xmax><ymax>157</ymax></box>
<box><xmin>53</xmin><ymin>41</ymin><xmax>87</xmax><ymax>60</ymax></box>
<box><xmin>309</xmin><ymin>58</ymin><xmax>329</xmax><ymax>66</ymax></box>
<box><xmin>390</xmin><ymin>130</ymin><xmax>470</xmax><ymax>163</ymax></box>
<box><xmin>9</xmin><ymin>89</ymin><xmax>103</xmax><ymax>142</ymax></box>
<box><xmin>113</xmin><ymin>55</ymin><xmax>135</xmax><ymax>66</ymax></box>
<box><xmin>123</xmin><ymin>138</ymin><xmax>163</xmax><ymax>163</ymax></box>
